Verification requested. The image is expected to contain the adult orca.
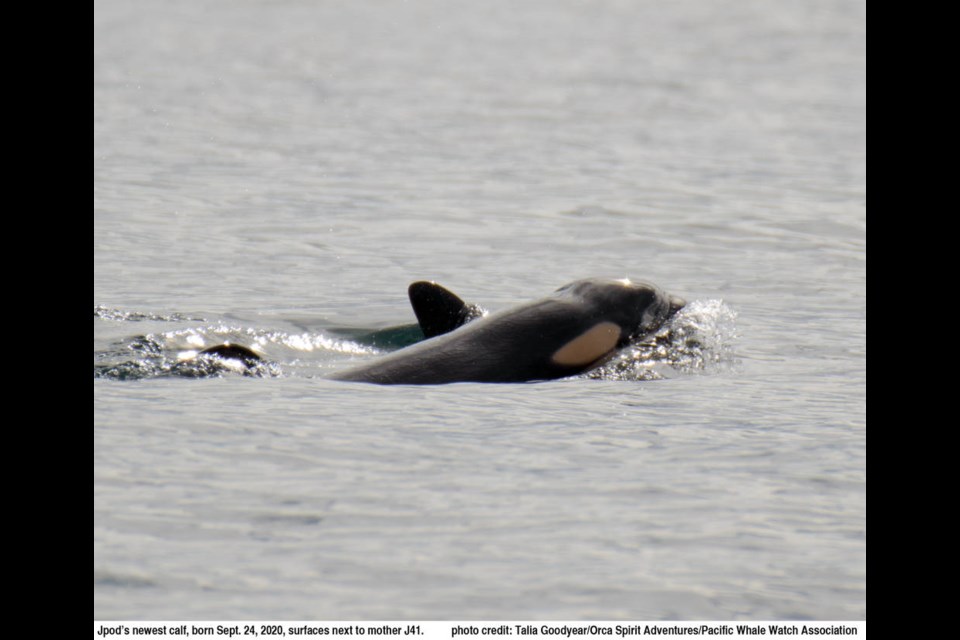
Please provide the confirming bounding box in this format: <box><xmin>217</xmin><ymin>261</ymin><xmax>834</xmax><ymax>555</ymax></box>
<box><xmin>330</xmin><ymin>278</ymin><xmax>685</xmax><ymax>385</ymax></box>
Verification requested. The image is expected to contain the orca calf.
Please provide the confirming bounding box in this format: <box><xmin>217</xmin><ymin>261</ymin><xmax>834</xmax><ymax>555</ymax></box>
<box><xmin>197</xmin><ymin>343</ymin><xmax>263</xmax><ymax>365</ymax></box>
<box><xmin>330</xmin><ymin>278</ymin><xmax>684</xmax><ymax>385</ymax></box>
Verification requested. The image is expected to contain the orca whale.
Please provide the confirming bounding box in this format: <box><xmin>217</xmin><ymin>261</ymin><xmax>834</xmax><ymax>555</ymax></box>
<box><xmin>330</xmin><ymin>278</ymin><xmax>685</xmax><ymax>385</ymax></box>
<box><xmin>197</xmin><ymin>343</ymin><xmax>263</xmax><ymax>364</ymax></box>
<box><xmin>194</xmin><ymin>278</ymin><xmax>684</xmax><ymax>384</ymax></box>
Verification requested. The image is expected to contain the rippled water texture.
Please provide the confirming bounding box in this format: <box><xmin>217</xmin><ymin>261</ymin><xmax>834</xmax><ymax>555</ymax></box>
<box><xmin>94</xmin><ymin>0</ymin><xmax>866</xmax><ymax>621</ymax></box>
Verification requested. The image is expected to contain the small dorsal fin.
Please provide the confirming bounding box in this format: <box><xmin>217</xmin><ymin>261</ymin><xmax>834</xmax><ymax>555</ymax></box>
<box><xmin>408</xmin><ymin>281</ymin><xmax>477</xmax><ymax>338</ymax></box>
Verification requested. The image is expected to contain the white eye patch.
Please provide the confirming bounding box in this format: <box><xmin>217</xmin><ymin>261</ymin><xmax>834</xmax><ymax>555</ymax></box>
<box><xmin>551</xmin><ymin>322</ymin><xmax>621</xmax><ymax>367</ymax></box>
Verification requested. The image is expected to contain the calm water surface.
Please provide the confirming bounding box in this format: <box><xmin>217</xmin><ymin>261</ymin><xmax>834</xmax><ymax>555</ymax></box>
<box><xmin>94</xmin><ymin>0</ymin><xmax>866</xmax><ymax>620</ymax></box>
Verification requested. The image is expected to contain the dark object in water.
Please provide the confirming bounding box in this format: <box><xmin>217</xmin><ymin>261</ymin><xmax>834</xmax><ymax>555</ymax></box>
<box><xmin>198</xmin><ymin>343</ymin><xmax>262</xmax><ymax>364</ymax></box>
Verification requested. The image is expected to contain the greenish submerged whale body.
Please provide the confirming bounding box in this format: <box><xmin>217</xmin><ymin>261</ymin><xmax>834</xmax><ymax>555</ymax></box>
<box><xmin>330</xmin><ymin>278</ymin><xmax>685</xmax><ymax>385</ymax></box>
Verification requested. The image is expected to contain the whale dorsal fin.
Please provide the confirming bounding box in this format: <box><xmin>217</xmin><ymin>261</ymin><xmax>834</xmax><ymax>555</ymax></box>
<box><xmin>408</xmin><ymin>281</ymin><xmax>479</xmax><ymax>338</ymax></box>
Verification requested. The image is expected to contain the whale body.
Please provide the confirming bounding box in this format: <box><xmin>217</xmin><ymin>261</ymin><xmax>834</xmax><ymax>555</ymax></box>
<box><xmin>329</xmin><ymin>278</ymin><xmax>685</xmax><ymax>385</ymax></box>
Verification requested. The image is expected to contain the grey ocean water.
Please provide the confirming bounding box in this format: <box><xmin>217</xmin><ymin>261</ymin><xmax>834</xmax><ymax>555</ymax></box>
<box><xmin>94</xmin><ymin>0</ymin><xmax>866</xmax><ymax>621</ymax></box>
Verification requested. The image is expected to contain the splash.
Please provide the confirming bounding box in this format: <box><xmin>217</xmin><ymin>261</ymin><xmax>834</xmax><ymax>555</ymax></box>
<box><xmin>93</xmin><ymin>305</ymin><xmax>205</xmax><ymax>323</ymax></box>
<box><xmin>94</xmin><ymin>314</ymin><xmax>375</xmax><ymax>380</ymax></box>
<box><xmin>587</xmin><ymin>299</ymin><xmax>739</xmax><ymax>381</ymax></box>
